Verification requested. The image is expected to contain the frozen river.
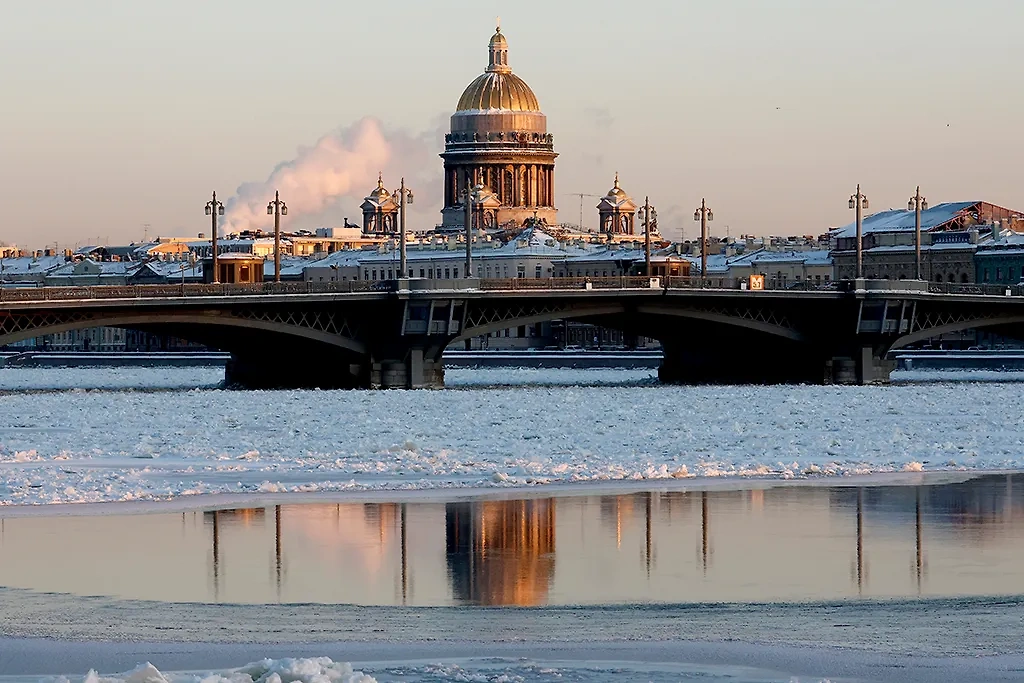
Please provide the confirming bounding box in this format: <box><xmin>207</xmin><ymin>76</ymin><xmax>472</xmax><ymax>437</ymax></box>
<box><xmin>1</xmin><ymin>366</ymin><xmax>1023</xmax><ymax>506</ymax></box>
<box><xmin>0</xmin><ymin>367</ymin><xmax>1023</xmax><ymax>505</ymax></box>
<box><xmin>1</xmin><ymin>367</ymin><xmax>1024</xmax><ymax>681</ymax></box>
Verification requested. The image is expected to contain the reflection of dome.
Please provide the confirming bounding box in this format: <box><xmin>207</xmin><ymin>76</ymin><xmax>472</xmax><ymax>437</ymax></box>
<box><xmin>455</xmin><ymin>27</ymin><xmax>541</xmax><ymax>113</ymax></box>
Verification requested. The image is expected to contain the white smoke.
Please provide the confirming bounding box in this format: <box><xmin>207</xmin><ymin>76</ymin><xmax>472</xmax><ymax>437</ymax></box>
<box><xmin>222</xmin><ymin>117</ymin><xmax>443</xmax><ymax>235</ymax></box>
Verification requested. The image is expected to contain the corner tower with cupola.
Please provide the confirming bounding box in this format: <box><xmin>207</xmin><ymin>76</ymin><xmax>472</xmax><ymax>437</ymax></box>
<box><xmin>440</xmin><ymin>25</ymin><xmax>558</xmax><ymax>231</ymax></box>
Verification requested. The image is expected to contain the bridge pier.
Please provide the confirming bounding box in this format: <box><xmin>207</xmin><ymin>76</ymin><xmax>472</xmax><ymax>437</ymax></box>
<box><xmin>225</xmin><ymin>351</ymin><xmax>366</xmax><ymax>390</ymax></box>
<box><xmin>658</xmin><ymin>338</ymin><xmax>826</xmax><ymax>385</ymax></box>
<box><xmin>369</xmin><ymin>347</ymin><xmax>445</xmax><ymax>389</ymax></box>
<box><xmin>826</xmin><ymin>347</ymin><xmax>895</xmax><ymax>385</ymax></box>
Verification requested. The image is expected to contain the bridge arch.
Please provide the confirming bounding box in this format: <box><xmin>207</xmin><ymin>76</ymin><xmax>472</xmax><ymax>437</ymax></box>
<box><xmin>0</xmin><ymin>311</ymin><xmax>367</xmax><ymax>356</ymax></box>
<box><xmin>890</xmin><ymin>314</ymin><xmax>1024</xmax><ymax>351</ymax></box>
<box><xmin>455</xmin><ymin>299</ymin><xmax>803</xmax><ymax>345</ymax></box>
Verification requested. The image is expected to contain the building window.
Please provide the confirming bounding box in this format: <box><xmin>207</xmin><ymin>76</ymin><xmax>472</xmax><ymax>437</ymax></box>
<box><xmin>444</xmin><ymin>268</ymin><xmax>450</xmax><ymax>279</ymax></box>
<box><xmin>997</xmin><ymin>268</ymin><xmax>1002</xmax><ymax>281</ymax></box>
<box><xmin>536</xmin><ymin>265</ymin><xmax>542</xmax><ymax>279</ymax></box>
<box><xmin>372</xmin><ymin>269</ymin><xmax>377</xmax><ymax>280</ymax></box>
<box><xmin>453</xmin><ymin>267</ymin><xmax>459</xmax><ymax>279</ymax></box>
<box><xmin>517</xmin><ymin>265</ymin><xmax>526</xmax><ymax>278</ymax></box>
<box><xmin>420</xmin><ymin>269</ymin><xmax>425</xmax><ymax>278</ymax></box>
<box><xmin>983</xmin><ymin>268</ymin><xmax>990</xmax><ymax>283</ymax></box>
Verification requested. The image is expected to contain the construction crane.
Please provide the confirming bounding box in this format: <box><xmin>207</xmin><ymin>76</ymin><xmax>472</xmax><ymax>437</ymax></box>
<box><xmin>562</xmin><ymin>193</ymin><xmax>602</xmax><ymax>231</ymax></box>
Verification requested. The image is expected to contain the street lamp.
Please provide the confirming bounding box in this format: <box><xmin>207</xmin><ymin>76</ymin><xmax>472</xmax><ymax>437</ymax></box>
<box><xmin>637</xmin><ymin>198</ymin><xmax>657</xmax><ymax>277</ymax></box>
<box><xmin>266</xmin><ymin>190</ymin><xmax>288</xmax><ymax>283</ymax></box>
<box><xmin>693</xmin><ymin>199</ymin><xmax>714</xmax><ymax>286</ymax></box>
<box><xmin>204</xmin><ymin>191</ymin><xmax>225</xmax><ymax>283</ymax></box>
<box><xmin>392</xmin><ymin>178</ymin><xmax>414</xmax><ymax>278</ymax></box>
<box><xmin>908</xmin><ymin>186</ymin><xmax>928</xmax><ymax>280</ymax></box>
<box><xmin>461</xmin><ymin>170</ymin><xmax>474</xmax><ymax>279</ymax></box>
<box><xmin>848</xmin><ymin>185</ymin><xmax>869</xmax><ymax>279</ymax></box>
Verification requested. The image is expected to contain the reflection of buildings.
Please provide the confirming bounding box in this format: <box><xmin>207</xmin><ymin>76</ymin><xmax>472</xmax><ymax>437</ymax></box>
<box><xmin>445</xmin><ymin>499</ymin><xmax>556</xmax><ymax>605</ymax></box>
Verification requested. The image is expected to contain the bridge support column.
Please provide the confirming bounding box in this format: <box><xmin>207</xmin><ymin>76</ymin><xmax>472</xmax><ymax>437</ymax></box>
<box><xmin>368</xmin><ymin>346</ymin><xmax>445</xmax><ymax>389</ymax></box>
<box><xmin>826</xmin><ymin>347</ymin><xmax>895</xmax><ymax>385</ymax></box>
<box><xmin>225</xmin><ymin>351</ymin><xmax>365</xmax><ymax>389</ymax></box>
<box><xmin>658</xmin><ymin>339</ymin><xmax>825</xmax><ymax>384</ymax></box>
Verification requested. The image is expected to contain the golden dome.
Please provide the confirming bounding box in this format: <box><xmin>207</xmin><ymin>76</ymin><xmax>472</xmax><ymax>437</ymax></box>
<box><xmin>606</xmin><ymin>172</ymin><xmax>626</xmax><ymax>198</ymax></box>
<box><xmin>457</xmin><ymin>71</ymin><xmax>540</xmax><ymax>112</ymax></box>
<box><xmin>455</xmin><ymin>27</ymin><xmax>541</xmax><ymax>113</ymax></box>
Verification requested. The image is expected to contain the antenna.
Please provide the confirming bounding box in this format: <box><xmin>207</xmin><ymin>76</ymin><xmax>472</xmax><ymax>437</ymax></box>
<box><xmin>562</xmin><ymin>192</ymin><xmax>601</xmax><ymax>230</ymax></box>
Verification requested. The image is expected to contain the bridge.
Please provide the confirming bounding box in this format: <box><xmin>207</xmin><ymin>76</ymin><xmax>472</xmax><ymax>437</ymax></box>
<box><xmin>2</xmin><ymin>277</ymin><xmax>1023</xmax><ymax>389</ymax></box>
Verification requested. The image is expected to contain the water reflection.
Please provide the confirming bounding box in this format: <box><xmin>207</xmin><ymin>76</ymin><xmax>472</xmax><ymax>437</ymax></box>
<box><xmin>2</xmin><ymin>475</ymin><xmax>1024</xmax><ymax>606</ymax></box>
<box><xmin>446</xmin><ymin>500</ymin><xmax>556</xmax><ymax>605</ymax></box>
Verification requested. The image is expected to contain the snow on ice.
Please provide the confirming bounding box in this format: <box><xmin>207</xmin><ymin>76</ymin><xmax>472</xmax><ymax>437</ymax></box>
<box><xmin>0</xmin><ymin>367</ymin><xmax>1022</xmax><ymax>505</ymax></box>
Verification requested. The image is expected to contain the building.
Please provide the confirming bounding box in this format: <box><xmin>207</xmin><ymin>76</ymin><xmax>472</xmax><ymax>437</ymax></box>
<box><xmin>203</xmin><ymin>253</ymin><xmax>264</xmax><ymax>284</ymax></box>
<box><xmin>596</xmin><ymin>174</ymin><xmax>638</xmax><ymax>237</ymax></box>
<box><xmin>440</xmin><ymin>26</ymin><xmax>557</xmax><ymax>230</ymax></box>
<box><xmin>360</xmin><ymin>174</ymin><xmax>400</xmax><ymax>234</ymax></box>
<box><xmin>725</xmin><ymin>249</ymin><xmax>833</xmax><ymax>288</ymax></box>
<box><xmin>975</xmin><ymin>232</ymin><xmax>1024</xmax><ymax>285</ymax></box>
<box><xmin>831</xmin><ymin>201</ymin><xmax>1020</xmax><ymax>282</ymax></box>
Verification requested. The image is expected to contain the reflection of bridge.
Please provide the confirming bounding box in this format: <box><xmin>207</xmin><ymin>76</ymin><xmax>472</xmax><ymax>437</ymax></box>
<box><xmin>4</xmin><ymin>277</ymin><xmax>1024</xmax><ymax>388</ymax></box>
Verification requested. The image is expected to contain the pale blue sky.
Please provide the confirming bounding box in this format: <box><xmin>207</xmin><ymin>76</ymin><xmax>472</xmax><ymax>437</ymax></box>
<box><xmin>1</xmin><ymin>0</ymin><xmax>1022</xmax><ymax>247</ymax></box>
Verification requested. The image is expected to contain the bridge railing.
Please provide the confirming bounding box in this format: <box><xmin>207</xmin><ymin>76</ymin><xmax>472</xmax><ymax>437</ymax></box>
<box><xmin>478</xmin><ymin>276</ymin><xmax>657</xmax><ymax>291</ymax></box>
<box><xmin>927</xmin><ymin>282</ymin><xmax>1024</xmax><ymax>296</ymax></box>
<box><xmin>0</xmin><ymin>280</ymin><xmax>393</xmax><ymax>302</ymax></box>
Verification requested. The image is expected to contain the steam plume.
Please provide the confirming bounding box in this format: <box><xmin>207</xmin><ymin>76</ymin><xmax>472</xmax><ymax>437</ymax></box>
<box><xmin>222</xmin><ymin>117</ymin><xmax>441</xmax><ymax>235</ymax></box>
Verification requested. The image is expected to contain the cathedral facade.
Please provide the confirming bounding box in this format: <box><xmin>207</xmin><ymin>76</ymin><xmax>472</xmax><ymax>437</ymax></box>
<box><xmin>440</xmin><ymin>27</ymin><xmax>558</xmax><ymax>230</ymax></box>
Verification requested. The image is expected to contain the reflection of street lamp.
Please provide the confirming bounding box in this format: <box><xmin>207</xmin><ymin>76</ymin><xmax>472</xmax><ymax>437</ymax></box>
<box><xmin>204</xmin><ymin>191</ymin><xmax>225</xmax><ymax>283</ymax></box>
<box><xmin>392</xmin><ymin>179</ymin><xmax>414</xmax><ymax>278</ymax></box>
<box><xmin>694</xmin><ymin>199</ymin><xmax>714</xmax><ymax>286</ymax></box>
<box><xmin>908</xmin><ymin>187</ymin><xmax>928</xmax><ymax>280</ymax></box>
<box><xmin>848</xmin><ymin>185</ymin><xmax>869</xmax><ymax>279</ymax></box>
<box><xmin>266</xmin><ymin>191</ymin><xmax>288</xmax><ymax>283</ymax></box>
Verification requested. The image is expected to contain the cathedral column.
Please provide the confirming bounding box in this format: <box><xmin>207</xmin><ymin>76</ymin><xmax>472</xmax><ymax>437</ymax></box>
<box><xmin>532</xmin><ymin>165</ymin><xmax>540</xmax><ymax>208</ymax></box>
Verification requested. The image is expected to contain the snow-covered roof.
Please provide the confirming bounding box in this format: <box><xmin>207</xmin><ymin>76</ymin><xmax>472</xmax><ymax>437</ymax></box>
<box><xmin>48</xmin><ymin>259</ymin><xmax>137</xmax><ymax>276</ymax></box>
<box><xmin>831</xmin><ymin>202</ymin><xmax>981</xmax><ymax>239</ymax></box>
<box><xmin>0</xmin><ymin>256</ymin><xmax>66</xmax><ymax>276</ymax></box>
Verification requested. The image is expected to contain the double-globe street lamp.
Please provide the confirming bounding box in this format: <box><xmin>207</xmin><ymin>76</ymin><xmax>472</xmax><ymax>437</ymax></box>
<box><xmin>694</xmin><ymin>199</ymin><xmax>714</xmax><ymax>286</ymax></box>
<box><xmin>266</xmin><ymin>191</ymin><xmax>288</xmax><ymax>283</ymax></box>
<box><xmin>849</xmin><ymin>185</ymin><xmax>869</xmax><ymax>279</ymax></box>
<box><xmin>637</xmin><ymin>198</ymin><xmax>657</xmax><ymax>277</ymax></box>
<box><xmin>392</xmin><ymin>178</ymin><xmax>414</xmax><ymax>278</ymax></box>
<box><xmin>204</xmin><ymin>191</ymin><xmax>225</xmax><ymax>284</ymax></box>
<box><xmin>908</xmin><ymin>186</ymin><xmax>928</xmax><ymax>280</ymax></box>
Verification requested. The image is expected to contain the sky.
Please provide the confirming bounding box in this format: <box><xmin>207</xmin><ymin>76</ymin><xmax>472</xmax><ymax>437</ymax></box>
<box><xmin>1</xmin><ymin>0</ymin><xmax>1022</xmax><ymax>249</ymax></box>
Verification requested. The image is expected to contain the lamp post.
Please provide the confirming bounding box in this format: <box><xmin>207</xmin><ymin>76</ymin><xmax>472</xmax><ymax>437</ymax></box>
<box><xmin>637</xmin><ymin>197</ymin><xmax>657</xmax><ymax>277</ymax></box>
<box><xmin>908</xmin><ymin>187</ymin><xmax>928</xmax><ymax>280</ymax></box>
<box><xmin>693</xmin><ymin>199</ymin><xmax>714</xmax><ymax>286</ymax></box>
<box><xmin>463</xmin><ymin>170</ymin><xmax>474</xmax><ymax>279</ymax></box>
<box><xmin>392</xmin><ymin>178</ymin><xmax>414</xmax><ymax>278</ymax></box>
<box><xmin>204</xmin><ymin>191</ymin><xmax>225</xmax><ymax>283</ymax></box>
<box><xmin>266</xmin><ymin>191</ymin><xmax>288</xmax><ymax>283</ymax></box>
<box><xmin>848</xmin><ymin>185</ymin><xmax>869</xmax><ymax>279</ymax></box>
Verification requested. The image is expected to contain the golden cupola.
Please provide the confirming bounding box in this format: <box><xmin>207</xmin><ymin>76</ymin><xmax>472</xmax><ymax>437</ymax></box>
<box><xmin>441</xmin><ymin>26</ymin><xmax>558</xmax><ymax>232</ymax></box>
<box><xmin>456</xmin><ymin>28</ymin><xmax>541</xmax><ymax>113</ymax></box>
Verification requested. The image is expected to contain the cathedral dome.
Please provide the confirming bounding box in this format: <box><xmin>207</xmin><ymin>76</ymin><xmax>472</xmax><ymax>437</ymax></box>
<box><xmin>456</xmin><ymin>72</ymin><xmax>540</xmax><ymax>112</ymax></box>
<box><xmin>455</xmin><ymin>27</ymin><xmax>541</xmax><ymax>113</ymax></box>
